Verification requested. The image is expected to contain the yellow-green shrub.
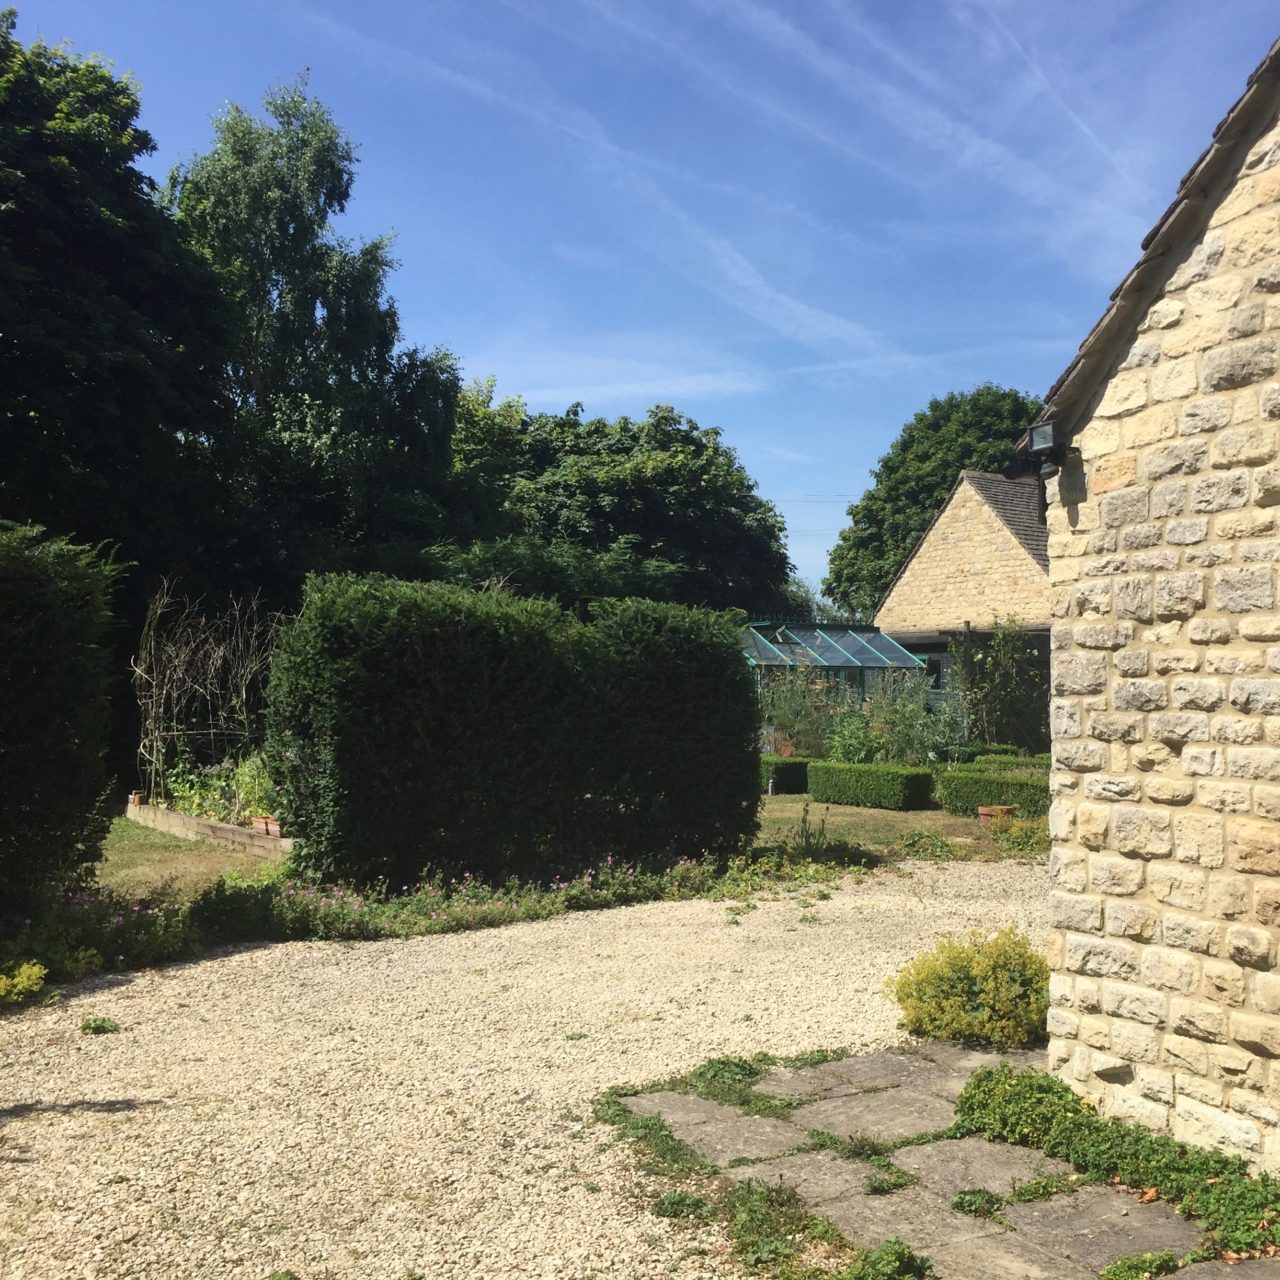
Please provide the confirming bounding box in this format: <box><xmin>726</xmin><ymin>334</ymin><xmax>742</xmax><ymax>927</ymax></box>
<box><xmin>891</xmin><ymin>927</ymin><xmax>1048</xmax><ymax>1049</ymax></box>
<box><xmin>0</xmin><ymin>961</ymin><xmax>47</xmax><ymax>1007</ymax></box>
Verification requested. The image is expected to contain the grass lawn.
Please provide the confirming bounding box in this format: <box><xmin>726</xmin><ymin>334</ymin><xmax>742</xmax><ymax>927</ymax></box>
<box><xmin>757</xmin><ymin>794</ymin><xmax>1030</xmax><ymax>862</ymax></box>
<box><xmin>100</xmin><ymin>817</ymin><xmax>282</xmax><ymax>898</ymax></box>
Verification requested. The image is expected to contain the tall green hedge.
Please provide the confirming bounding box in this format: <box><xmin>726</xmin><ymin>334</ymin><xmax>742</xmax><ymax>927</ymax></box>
<box><xmin>934</xmin><ymin>769</ymin><xmax>1049</xmax><ymax>818</ymax></box>
<box><xmin>0</xmin><ymin>523</ymin><xmax>122</xmax><ymax>909</ymax></box>
<box><xmin>266</xmin><ymin>576</ymin><xmax>759</xmax><ymax>885</ymax></box>
<box><xmin>808</xmin><ymin>761</ymin><xmax>933</xmax><ymax>811</ymax></box>
<box><xmin>759</xmin><ymin>755</ymin><xmax>811</xmax><ymax>795</ymax></box>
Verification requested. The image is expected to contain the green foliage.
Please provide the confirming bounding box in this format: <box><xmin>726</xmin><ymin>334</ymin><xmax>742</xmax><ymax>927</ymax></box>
<box><xmin>724</xmin><ymin>1179</ymin><xmax>812</xmax><ymax>1267</ymax></box>
<box><xmin>165</xmin><ymin>753</ymin><xmax>279</xmax><ymax>825</ymax></box>
<box><xmin>1096</xmin><ymin>1255</ymin><xmax>1179</xmax><ymax>1280</ymax></box>
<box><xmin>450</xmin><ymin>391</ymin><xmax>791</xmax><ymax>612</ymax></box>
<box><xmin>0</xmin><ymin>16</ymin><xmax>237</xmax><ymax>602</ymax></box>
<box><xmin>934</xmin><ymin>769</ymin><xmax>1049</xmax><ymax>818</ymax></box>
<box><xmin>953</xmin><ymin>1065</ymin><xmax>1093</xmax><ymax>1146</ymax></box>
<box><xmin>892</xmin><ymin>928</ymin><xmax>1049</xmax><ymax>1049</ymax></box>
<box><xmin>863</xmin><ymin>1158</ymin><xmax>918</xmax><ymax>1195</ymax></box>
<box><xmin>762</xmin><ymin>749</ymin><xmax>815</xmax><ymax>793</ymax></box>
<box><xmin>824</xmin><ymin>385</ymin><xmax>1041</xmax><ymax>616</ymax></box>
<box><xmin>593</xmin><ymin>1091</ymin><xmax>710</xmax><ymax>1179</ymax></box>
<box><xmin>80</xmin><ymin>1016</ymin><xmax>119</xmax><ymax>1035</ymax></box>
<box><xmin>989</xmin><ymin>816</ymin><xmax>1050</xmax><ymax>859</ymax></box>
<box><xmin>838</xmin><ymin>1238</ymin><xmax>933</xmax><ymax>1279</ymax></box>
<box><xmin>759</xmin><ymin>669</ymin><xmax>854</xmax><ymax>757</ymax></box>
<box><xmin>948</xmin><ymin>1188</ymin><xmax>1004</xmax><ymax>1219</ymax></box>
<box><xmin>0</xmin><ymin>524</ymin><xmax>123</xmax><ymax>910</ymax></box>
<box><xmin>950</xmin><ymin>618</ymin><xmax>1049</xmax><ymax>753</ymax></box>
<box><xmin>954</xmin><ymin>1064</ymin><xmax>1280</xmax><ymax>1258</ymax></box>
<box><xmin>166</xmin><ymin>78</ymin><xmax>460</xmax><ymax>578</ymax></box>
<box><xmin>268</xmin><ymin>576</ymin><xmax>758</xmax><ymax>886</ymax></box>
<box><xmin>653</xmin><ymin>1190</ymin><xmax>714</xmax><ymax>1220</ymax></box>
<box><xmin>1</xmin><ymin>884</ymin><xmax>198</xmax><ymax>984</ymax></box>
<box><xmin>808</xmin><ymin>762</ymin><xmax>934</xmax><ymax>811</ymax></box>
<box><xmin>972</xmin><ymin>753</ymin><xmax>1051</xmax><ymax>770</ymax></box>
<box><xmin>0</xmin><ymin>960</ymin><xmax>46</xmax><ymax>1007</ymax></box>
<box><xmin>827</xmin><ymin>671</ymin><xmax>963</xmax><ymax>767</ymax></box>
<box><xmin>895</xmin><ymin>829</ymin><xmax>955</xmax><ymax>861</ymax></box>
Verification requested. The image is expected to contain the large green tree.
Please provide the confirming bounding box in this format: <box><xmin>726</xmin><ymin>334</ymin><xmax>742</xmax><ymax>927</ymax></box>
<box><xmin>823</xmin><ymin>384</ymin><xmax>1042</xmax><ymax>617</ymax></box>
<box><xmin>445</xmin><ymin>384</ymin><xmax>792</xmax><ymax>611</ymax></box>
<box><xmin>0</xmin><ymin>11</ymin><xmax>238</xmax><ymax>588</ymax></box>
<box><xmin>165</xmin><ymin>79</ymin><xmax>461</xmax><ymax>580</ymax></box>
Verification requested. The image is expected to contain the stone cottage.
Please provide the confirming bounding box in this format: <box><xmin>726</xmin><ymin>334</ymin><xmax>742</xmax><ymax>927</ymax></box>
<box><xmin>874</xmin><ymin>469</ymin><xmax>1050</xmax><ymax>644</ymax></box>
<box><xmin>1041</xmin><ymin>38</ymin><xmax>1280</xmax><ymax>1164</ymax></box>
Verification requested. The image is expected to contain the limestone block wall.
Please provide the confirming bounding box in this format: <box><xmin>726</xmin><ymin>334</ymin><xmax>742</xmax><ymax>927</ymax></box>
<box><xmin>874</xmin><ymin>479</ymin><xmax>1049</xmax><ymax>634</ymax></box>
<box><xmin>1047</xmin><ymin>115</ymin><xmax>1280</xmax><ymax>1165</ymax></box>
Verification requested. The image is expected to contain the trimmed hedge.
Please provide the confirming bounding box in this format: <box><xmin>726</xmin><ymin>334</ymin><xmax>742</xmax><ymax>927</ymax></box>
<box><xmin>267</xmin><ymin>576</ymin><xmax>759</xmax><ymax>885</ymax></box>
<box><xmin>0</xmin><ymin>523</ymin><xmax>122</xmax><ymax>910</ymax></box>
<box><xmin>934</xmin><ymin>769</ymin><xmax>1049</xmax><ymax>818</ymax></box>
<box><xmin>759</xmin><ymin>755</ymin><xmax>812</xmax><ymax>795</ymax></box>
<box><xmin>972</xmin><ymin>753</ymin><xmax>1051</xmax><ymax>771</ymax></box>
<box><xmin>808</xmin><ymin>761</ymin><xmax>933</xmax><ymax>811</ymax></box>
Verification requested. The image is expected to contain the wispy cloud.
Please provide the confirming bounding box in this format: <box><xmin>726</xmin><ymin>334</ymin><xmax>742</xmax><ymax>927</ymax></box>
<box><xmin>293</xmin><ymin>3</ymin><xmax>903</xmax><ymax>362</ymax></box>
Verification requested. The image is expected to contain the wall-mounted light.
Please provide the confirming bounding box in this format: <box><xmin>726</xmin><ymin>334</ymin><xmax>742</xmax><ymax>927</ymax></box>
<box><xmin>1028</xmin><ymin>420</ymin><xmax>1060</xmax><ymax>480</ymax></box>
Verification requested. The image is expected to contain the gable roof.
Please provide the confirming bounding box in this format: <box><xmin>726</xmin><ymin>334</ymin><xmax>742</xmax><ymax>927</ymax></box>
<box><xmin>961</xmin><ymin>471</ymin><xmax>1049</xmax><ymax>571</ymax></box>
<box><xmin>1030</xmin><ymin>38</ymin><xmax>1280</xmax><ymax>448</ymax></box>
<box><xmin>876</xmin><ymin>469</ymin><xmax>1047</xmax><ymax>618</ymax></box>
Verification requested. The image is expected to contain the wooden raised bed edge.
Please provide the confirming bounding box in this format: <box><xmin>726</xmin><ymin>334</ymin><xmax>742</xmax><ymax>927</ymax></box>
<box><xmin>124</xmin><ymin>796</ymin><xmax>293</xmax><ymax>857</ymax></box>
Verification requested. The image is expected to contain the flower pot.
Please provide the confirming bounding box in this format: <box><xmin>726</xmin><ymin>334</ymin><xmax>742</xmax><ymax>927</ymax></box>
<box><xmin>978</xmin><ymin>804</ymin><xmax>1015</xmax><ymax>830</ymax></box>
<box><xmin>128</xmin><ymin>791</ymin><xmax>144</xmax><ymax>808</ymax></box>
<box><xmin>264</xmin><ymin>817</ymin><xmax>281</xmax><ymax>838</ymax></box>
<box><xmin>252</xmin><ymin>816</ymin><xmax>270</xmax><ymax>834</ymax></box>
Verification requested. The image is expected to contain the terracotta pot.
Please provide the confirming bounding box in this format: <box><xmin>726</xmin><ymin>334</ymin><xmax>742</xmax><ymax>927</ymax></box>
<box><xmin>264</xmin><ymin>817</ymin><xmax>281</xmax><ymax>838</ymax></box>
<box><xmin>978</xmin><ymin>804</ymin><xmax>1015</xmax><ymax>830</ymax></box>
<box><xmin>252</xmin><ymin>816</ymin><xmax>269</xmax><ymax>834</ymax></box>
<box><xmin>128</xmin><ymin>791</ymin><xmax>144</xmax><ymax>808</ymax></box>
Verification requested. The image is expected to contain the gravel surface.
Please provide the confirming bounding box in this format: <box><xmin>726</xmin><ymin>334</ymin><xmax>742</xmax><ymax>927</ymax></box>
<box><xmin>0</xmin><ymin>862</ymin><xmax>1048</xmax><ymax>1280</ymax></box>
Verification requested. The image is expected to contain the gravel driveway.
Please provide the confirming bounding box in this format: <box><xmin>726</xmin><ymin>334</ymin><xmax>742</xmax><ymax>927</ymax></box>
<box><xmin>0</xmin><ymin>862</ymin><xmax>1048</xmax><ymax>1280</ymax></box>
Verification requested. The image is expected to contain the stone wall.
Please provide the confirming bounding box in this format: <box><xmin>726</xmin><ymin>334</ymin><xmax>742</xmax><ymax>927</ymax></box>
<box><xmin>1047</xmin><ymin>113</ymin><xmax>1280</xmax><ymax>1164</ymax></box>
<box><xmin>874</xmin><ymin>478</ymin><xmax>1049</xmax><ymax>634</ymax></box>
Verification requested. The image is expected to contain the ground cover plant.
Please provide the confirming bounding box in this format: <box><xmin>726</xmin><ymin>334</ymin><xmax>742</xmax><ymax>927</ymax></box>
<box><xmin>954</xmin><ymin>1064</ymin><xmax>1280</xmax><ymax>1262</ymax></box>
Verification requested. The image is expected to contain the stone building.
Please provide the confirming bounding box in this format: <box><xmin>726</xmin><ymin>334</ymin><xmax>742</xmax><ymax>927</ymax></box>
<box><xmin>874</xmin><ymin>469</ymin><xmax>1050</xmax><ymax>645</ymax></box>
<box><xmin>1041</xmin><ymin>39</ymin><xmax>1280</xmax><ymax>1163</ymax></box>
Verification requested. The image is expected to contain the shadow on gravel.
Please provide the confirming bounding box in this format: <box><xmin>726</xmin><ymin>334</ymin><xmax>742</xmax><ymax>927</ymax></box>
<box><xmin>1</xmin><ymin>1098</ymin><xmax>164</xmax><ymax>1124</ymax></box>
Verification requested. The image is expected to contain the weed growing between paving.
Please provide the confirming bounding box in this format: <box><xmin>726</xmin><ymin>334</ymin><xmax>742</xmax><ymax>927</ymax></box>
<box><xmin>597</xmin><ymin>1051</ymin><xmax>937</xmax><ymax>1279</ymax></box>
<box><xmin>1096</xmin><ymin>1253</ymin><xmax>1179</xmax><ymax>1280</ymax></box>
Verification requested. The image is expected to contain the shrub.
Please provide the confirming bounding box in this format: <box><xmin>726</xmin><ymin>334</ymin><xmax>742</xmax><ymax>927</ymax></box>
<box><xmin>267</xmin><ymin>577</ymin><xmax>758</xmax><ymax>885</ymax></box>
<box><xmin>759</xmin><ymin>755</ymin><xmax>811</xmax><ymax>794</ymax></box>
<box><xmin>977</xmin><ymin>743</ymin><xmax>1018</xmax><ymax>756</ymax></box>
<box><xmin>934</xmin><ymin>769</ymin><xmax>1048</xmax><ymax>818</ymax></box>
<box><xmin>892</xmin><ymin>927</ymin><xmax>1049</xmax><ymax>1049</ymax></box>
<box><xmin>808</xmin><ymin>762</ymin><xmax>933</xmax><ymax>811</ymax></box>
<box><xmin>579</xmin><ymin>597</ymin><xmax>760</xmax><ymax>867</ymax></box>
<box><xmin>0</xmin><ymin>523</ymin><xmax>122</xmax><ymax>911</ymax></box>
<box><xmin>759</xmin><ymin>668</ymin><xmax>853</xmax><ymax>757</ymax></box>
<box><xmin>971</xmin><ymin>753</ymin><xmax>1050</xmax><ymax>771</ymax></box>
<box><xmin>826</xmin><ymin>670</ymin><xmax>963</xmax><ymax>767</ymax></box>
<box><xmin>0</xmin><ymin>961</ymin><xmax>46</xmax><ymax>1007</ymax></box>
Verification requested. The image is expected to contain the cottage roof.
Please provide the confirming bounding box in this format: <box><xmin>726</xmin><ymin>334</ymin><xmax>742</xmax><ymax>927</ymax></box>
<box><xmin>960</xmin><ymin>471</ymin><xmax>1048</xmax><ymax>571</ymax></box>
<box><xmin>1028</xmin><ymin>39</ymin><xmax>1280</xmax><ymax>449</ymax></box>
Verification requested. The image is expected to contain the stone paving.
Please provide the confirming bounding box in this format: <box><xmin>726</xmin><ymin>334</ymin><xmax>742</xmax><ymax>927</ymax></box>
<box><xmin>624</xmin><ymin>1045</ymin><xmax>1280</xmax><ymax>1279</ymax></box>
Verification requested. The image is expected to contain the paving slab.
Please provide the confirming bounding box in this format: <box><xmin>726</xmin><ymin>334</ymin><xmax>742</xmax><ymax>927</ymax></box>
<box><xmin>723</xmin><ymin>1150</ymin><xmax>872</xmax><ymax>1203</ymax></box>
<box><xmin>757</xmin><ymin>1049</ymin><xmax>946</xmax><ymax>1101</ymax></box>
<box><xmin>817</xmin><ymin>1184</ymin><xmax>1007</xmax><ymax>1254</ymax></box>
<box><xmin>923</xmin><ymin>1232</ymin><xmax>1096</xmax><ymax>1280</ymax></box>
<box><xmin>1003</xmin><ymin>1185</ymin><xmax>1204</xmax><ymax>1274</ymax></box>
<box><xmin>623</xmin><ymin>1091</ymin><xmax>804</xmax><ymax>1163</ymax></box>
<box><xmin>893</xmin><ymin>1136</ymin><xmax>1073</xmax><ymax>1201</ymax></box>
<box><xmin>792</xmin><ymin>1085</ymin><xmax>957</xmax><ymax>1143</ymax></box>
<box><xmin>1183</xmin><ymin>1263</ymin><xmax>1280</xmax><ymax>1275</ymax></box>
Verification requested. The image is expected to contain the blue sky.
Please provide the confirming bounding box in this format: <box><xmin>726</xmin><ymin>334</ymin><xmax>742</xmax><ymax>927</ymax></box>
<box><xmin>20</xmin><ymin>2</ymin><xmax>1280</xmax><ymax>586</ymax></box>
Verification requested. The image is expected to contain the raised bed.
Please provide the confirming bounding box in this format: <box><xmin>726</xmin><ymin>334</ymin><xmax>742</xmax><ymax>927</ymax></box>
<box><xmin>124</xmin><ymin>796</ymin><xmax>293</xmax><ymax>856</ymax></box>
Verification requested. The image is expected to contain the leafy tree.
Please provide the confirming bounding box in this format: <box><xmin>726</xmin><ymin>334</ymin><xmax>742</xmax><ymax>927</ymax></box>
<box><xmin>165</xmin><ymin>78</ymin><xmax>461</xmax><ymax>579</ymax></box>
<box><xmin>823</xmin><ymin>385</ymin><xmax>1041</xmax><ymax>617</ymax></box>
<box><xmin>0</xmin><ymin>11</ymin><xmax>238</xmax><ymax>589</ymax></box>
<box><xmin>951</xmin><ymin>616</ymin><xmax>1049</xmax><ymax>751</ymax></box>
<box><xmin>450</xmin><ymin>387</ymin><xmax>791</xmax><ymax>610</ymax></box>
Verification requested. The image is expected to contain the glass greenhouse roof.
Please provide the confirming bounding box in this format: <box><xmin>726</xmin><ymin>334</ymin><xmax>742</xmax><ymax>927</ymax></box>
<box><xmin>743</xmin><ymin>623</ymin><xmax>922</xmax><ymax>670</ymax></box>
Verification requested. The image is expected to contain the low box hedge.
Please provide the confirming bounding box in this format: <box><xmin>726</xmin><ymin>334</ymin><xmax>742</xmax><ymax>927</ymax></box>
<box><xmin>808</xmin><ymin>761</ymin><xmax>933</xmax><ymax>811</ymax></box>
<box><xmin>759</xmin><ymin>755</ymin><xmax>812</xmax><ymax>795</ymax></box>
<box><xmin>935</xmin><ymin>769</ymin><xmax>1049</xmax><ymax>818</ymax></box>
<box><xmin>972</xmin><ymin>753</ymin><xmax>1051</xmax><ymax>771</ymax></box>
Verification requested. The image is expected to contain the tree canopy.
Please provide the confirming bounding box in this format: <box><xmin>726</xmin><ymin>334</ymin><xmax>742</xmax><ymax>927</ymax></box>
<box><xmin>445</xmin><ymin>385</ymin><xmax>792</xmax><ymax>611</ymax></box>
<box><xmin>823</xmin><ymin>384</ymin><xmax>1042</xmax><ymax>618</ymax></box>
<box><xmin>0</xmin><ymin>10</ymin><xmax>237</xmax><ymax>591</ymax></box>
<box><xmin>165</xmin><ymin>79</ymin><xmax>461</xmax><ymax>582</ymax></box>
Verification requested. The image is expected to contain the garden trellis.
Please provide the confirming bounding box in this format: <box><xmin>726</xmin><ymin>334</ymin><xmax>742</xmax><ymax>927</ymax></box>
<box><xmin>132</xmin><ymin>583</ymin><xmax>278</xmax><ymax>803</ymax></box>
